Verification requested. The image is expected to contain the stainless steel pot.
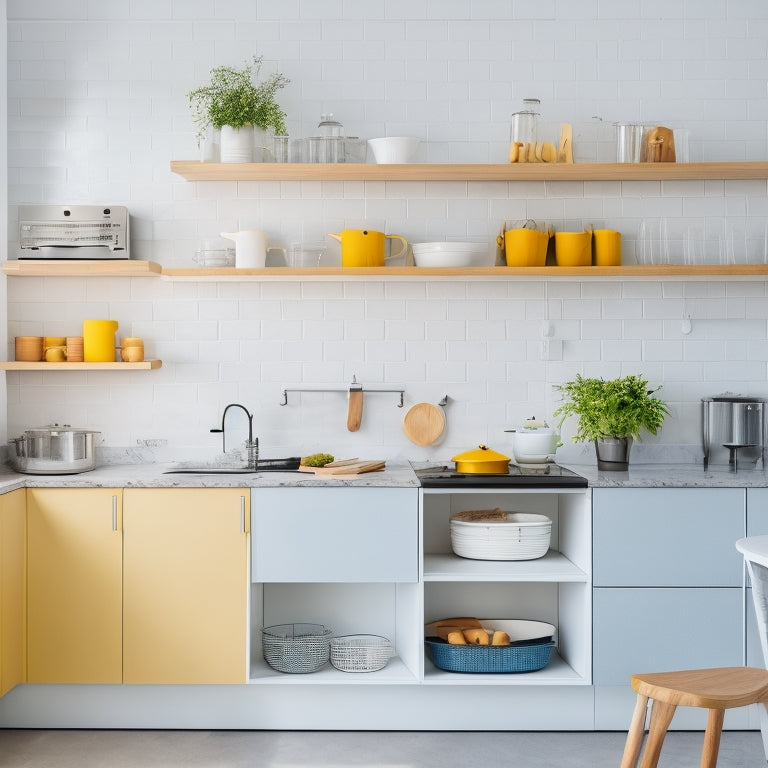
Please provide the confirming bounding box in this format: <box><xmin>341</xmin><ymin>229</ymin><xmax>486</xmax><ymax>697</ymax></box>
<box><xmin>702</xmin><ymin>395</ymin><xmax>766</xmax><ymax>468</ymax></box>
<box><xmin>8</xmin><ymin>424</ymin><xmax>100</xmax><ymax>474</ymax></box>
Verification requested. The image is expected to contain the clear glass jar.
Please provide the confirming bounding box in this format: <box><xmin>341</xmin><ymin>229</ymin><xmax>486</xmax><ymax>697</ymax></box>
<box><xmin>509</xmin><ymin>98</ymin><xmax>541</xmax><ymax>146</ymax></box>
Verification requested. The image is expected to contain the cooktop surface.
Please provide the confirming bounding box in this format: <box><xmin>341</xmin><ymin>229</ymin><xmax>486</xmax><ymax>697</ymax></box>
<box><xmin>413</xmin><ymin>462</ymin><xmax>588</xmax><ymax>488</ymax></box>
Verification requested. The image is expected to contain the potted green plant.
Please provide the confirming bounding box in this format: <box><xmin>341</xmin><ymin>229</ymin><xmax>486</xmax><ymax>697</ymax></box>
<box><xmin>188</xmin><ymin>55</ymin><xmax>290</xmax><ymax>163</ymax></box>
<box><xmin>553</xmin><ymin>374</ymin><xmax>669</xmax><ymax>470</ymax></box>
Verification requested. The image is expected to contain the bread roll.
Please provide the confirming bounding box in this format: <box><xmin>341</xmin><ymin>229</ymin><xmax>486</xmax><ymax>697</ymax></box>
<box><xmin>491</xmin><ymin>631</ymin><xmax>511</xmax><ymax>646</ymax></box>
<box><xmin>462</xmin><ymin>629</ymin><xmax>490</xmax><ymax>645</ymax></box>
<box><xmin>447</xmin><ymin>631</ymin><xmax>467</xmax><ymax>645</ymax></box>
<box><xmin>435</xmin><ymin>625</ymin><xmax>461</xmax><ymax>641</ymax></box>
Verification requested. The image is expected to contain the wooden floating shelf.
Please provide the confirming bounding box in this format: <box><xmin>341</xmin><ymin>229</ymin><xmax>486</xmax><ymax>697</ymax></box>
<box><xmin>161</xmin><ymin>264</ymin><xmax>768</xmax><ymax>278</ymax></box>
<box><xmin>2</xmin><ymin>260</ymin><xmax>162</xmax><ymax>277</ymax></box>
<box><xmin>170</xmin><ymin>160</ymin><xmax>768</xmax><ymax>183</ymax></box>
<box><xmin>6</xmin><ymin>260</ymin><xmax>768</xmax><ymax>279</ymax></box>
<box><xmin>0</xmin><ymin>360</ymin><xmax>162</xmax><ymax>371</ymax></box>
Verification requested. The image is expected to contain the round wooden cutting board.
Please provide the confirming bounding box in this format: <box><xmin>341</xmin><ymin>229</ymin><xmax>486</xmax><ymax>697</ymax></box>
<box><xmin>403</xmin><ymin>402</ymin><xmax>446</xmax><ymax>446</ymax></box>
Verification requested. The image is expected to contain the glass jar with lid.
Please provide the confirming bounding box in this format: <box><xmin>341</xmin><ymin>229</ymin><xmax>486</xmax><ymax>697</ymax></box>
<box><xmin>316</xmin><ymin>113</ymin><xmax>345</xmax><ymax>163</ymax></box>
<box><xmin>509</xmin><ymin>98</ymin><xmax>541</xmax><ymax>160</ymax></box>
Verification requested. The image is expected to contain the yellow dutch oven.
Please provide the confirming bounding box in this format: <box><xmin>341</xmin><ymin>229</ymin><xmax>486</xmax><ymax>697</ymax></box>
<box><xmin>452</xmin><ymin>444</ymin><xmax>511</xmax><ymax>474</ymax></box>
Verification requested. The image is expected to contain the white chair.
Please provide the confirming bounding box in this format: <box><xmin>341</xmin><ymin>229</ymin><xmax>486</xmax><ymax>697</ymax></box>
<box><xmin>736</xmin><ymin>535</ymin><xmax>768</xmax><ymax>760</ymax></box>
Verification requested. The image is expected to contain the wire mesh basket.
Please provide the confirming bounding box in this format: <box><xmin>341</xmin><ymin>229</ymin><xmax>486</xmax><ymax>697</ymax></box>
<box><xmin>330</xmin><ymin>634</ymin><xmax>394</xmax><ymax>673</ymax></box>
<box><xmin>262</xmin><ymin>623</ymin><xmax>332</xmax><ymax>674</ymax></box>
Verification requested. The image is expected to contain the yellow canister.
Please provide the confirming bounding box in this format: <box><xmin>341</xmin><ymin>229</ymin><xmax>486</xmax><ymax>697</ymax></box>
<box><xmin>592</xmin><ymin>229</ymin><xmax>622</xmax><ymax>266</ymax></box>
<box><xmin>83</xmin><ymin>319</ymin><xmax>119</xmax><ymax>362</ymax></box>
<box><xmin>504</xmin><ymin>227</ymin><xmax>551</xmax><ymax>267</ymax></box>
<box><xmin>554</xmin><ymin>231</ymin><xmax>592</xmax><ymax>267</ymax></box>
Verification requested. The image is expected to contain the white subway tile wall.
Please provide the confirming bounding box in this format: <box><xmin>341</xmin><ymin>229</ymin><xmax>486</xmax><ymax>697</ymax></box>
<box><xmin>4</xmin><ymin>0</ymin><xmax>768</xmax><ymax>461</ymax></box>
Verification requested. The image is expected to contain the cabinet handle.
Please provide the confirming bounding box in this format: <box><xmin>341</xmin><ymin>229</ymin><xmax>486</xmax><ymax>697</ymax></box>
<box><xmin>112</xmin><ymin>495</ymin><xmax>118</xmax><ymax>531</ymax></box>
<box><xmin>240</xmin><ymin>495</ymin><xmax>246</xmax><ymax>533</ymax></box>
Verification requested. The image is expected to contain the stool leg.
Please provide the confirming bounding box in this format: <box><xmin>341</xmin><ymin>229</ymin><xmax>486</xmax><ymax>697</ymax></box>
<box><xmin>621</xmin><ymin>694</ymin><xmax>650</xmax><ymax>768</ymax></box>
<box><xmin>639</xmin><ymin>700</ymin><xmax>677</xmax><ymax>768</ymax></box>
<box><xmin>700</xmin><ymin>708</ymin><xmax>725</xmax><ymax>768</ymax></box>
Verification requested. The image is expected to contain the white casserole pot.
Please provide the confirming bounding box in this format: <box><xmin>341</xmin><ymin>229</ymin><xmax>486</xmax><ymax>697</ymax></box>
<box><xmin>506</xmin><ymin>419</ymin><xmax>559</xmax><ymax>464</ymax></box>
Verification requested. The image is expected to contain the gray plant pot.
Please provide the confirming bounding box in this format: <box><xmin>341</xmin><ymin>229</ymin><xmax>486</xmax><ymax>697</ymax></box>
<box><xmin>594</xmin><ymin>436</ymin><xmax>633</xmax><ymax>471</ymax></box>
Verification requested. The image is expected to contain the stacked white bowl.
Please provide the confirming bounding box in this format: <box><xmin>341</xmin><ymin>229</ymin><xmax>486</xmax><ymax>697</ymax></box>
<box><xmin>412</xmin><ymin>241</ymin><xmax>493</xmax><ymax>267</ymax></box>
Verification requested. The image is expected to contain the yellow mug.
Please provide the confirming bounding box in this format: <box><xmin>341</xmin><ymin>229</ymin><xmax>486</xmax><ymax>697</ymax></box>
<box><xmin>83</xmin><ymin>319</ymin><xmax>119</xmax><ymax>362</ymax></box>
<box><xmin>555</xmin><ymin>231</ymin><xmax>592</xmax><ymax>267</ymax></box>
<box><xmin>592</xmin><ymin>229</ymin><xmax>622</xmax><ymax>266</ymax></box>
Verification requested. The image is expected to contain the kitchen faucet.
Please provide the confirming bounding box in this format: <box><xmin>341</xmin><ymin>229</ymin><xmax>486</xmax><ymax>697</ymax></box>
<box><xmin>211</xmin><ymin>403</ymin><xmax>258</xmax><ymax>469</ymax></box>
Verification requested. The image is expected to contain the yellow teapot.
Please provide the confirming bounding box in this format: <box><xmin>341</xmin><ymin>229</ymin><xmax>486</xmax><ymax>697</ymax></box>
<box><xmin>329</xmin><ymin>229</ymin><xmax>408</xmax><ymax>267</ymax></box>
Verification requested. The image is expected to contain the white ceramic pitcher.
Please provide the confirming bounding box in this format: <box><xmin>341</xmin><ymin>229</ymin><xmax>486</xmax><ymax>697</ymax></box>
<box><xmin>220</xmin><ymin>230</ymin><xmax>286</xmax><ymax>268</ymax></box>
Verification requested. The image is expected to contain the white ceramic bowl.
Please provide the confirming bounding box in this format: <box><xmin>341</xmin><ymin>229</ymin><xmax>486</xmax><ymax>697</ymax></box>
<box><xmin>368</xmin><ymin>136</ymin><xmax>420</xmax><ymax>164</ymax></box>
<box><xmin>412</xmin><ymin>241</ymin><xmax>492</xmax><ymax>267</ymax></box>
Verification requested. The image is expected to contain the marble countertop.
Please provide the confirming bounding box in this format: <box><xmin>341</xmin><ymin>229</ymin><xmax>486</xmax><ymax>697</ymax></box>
<box><xmin>0</xmin><ymin>461</ymin><xmax>421</xmax><ymax>492</ymax></box>
<box><xmin>565</xmin><ymin>462</ymin><xmax>768</xmax><ymax>488</ymax></box>
<box><xmin>1</xmin><ymin>460</ymin><xmax>767</xmax><ymax>493</ymax></box>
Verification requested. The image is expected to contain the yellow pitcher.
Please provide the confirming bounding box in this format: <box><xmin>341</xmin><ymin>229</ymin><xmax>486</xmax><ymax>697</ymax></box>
<box><xmin>329</xmin><ymin>229</ymin><xmax>408</xmax><ymax>267</ymax></box>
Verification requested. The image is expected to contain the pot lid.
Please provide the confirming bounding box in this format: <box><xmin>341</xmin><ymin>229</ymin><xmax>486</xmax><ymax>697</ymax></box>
<box><xmin>505</xmin><ymin>417</ymin><xmax>556</xmax><ymax>434</ymax></box>
<box><xmin>22</xmin><ymin>423</ymin><xmax>101</xmax><ymax>436</ymax></box>
<box><xmin>452</xmin><ymin>444</ymin><xmax>511</xmax><ymax>463</ymax></box>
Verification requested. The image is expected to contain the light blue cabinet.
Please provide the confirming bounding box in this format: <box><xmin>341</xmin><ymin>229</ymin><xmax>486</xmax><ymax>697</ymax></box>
<box><xmin>593</xmin><ymin>487</ymin><xmax>747</xmax><ymax>729</ymax></box>
<box><xmin>252</xmin><ymin>487</ymin><xmax>418</xmax><ymax>583</ymax></box>
<box><xmin>593</xmin><ymin>488</ymin><xmax>744</xmax><ymax>587</ymax></box>
<box><xmin>593</xmin><ymin>587</ymin><xmax>743</xmax><ymax>685</ymax></box>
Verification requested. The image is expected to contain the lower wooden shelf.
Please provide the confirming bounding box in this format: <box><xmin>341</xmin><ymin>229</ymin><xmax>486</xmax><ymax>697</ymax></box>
<box><xmin>0</xmin><ymin>360</ymin><xmax>162</xmax><ymax>371</ymax></box>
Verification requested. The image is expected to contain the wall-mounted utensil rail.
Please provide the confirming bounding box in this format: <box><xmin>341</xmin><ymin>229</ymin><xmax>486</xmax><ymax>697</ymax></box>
<box><xmin>280</xmin><ymin>376</ymin><xmax>405</xmax><ymax>407</ymax></box>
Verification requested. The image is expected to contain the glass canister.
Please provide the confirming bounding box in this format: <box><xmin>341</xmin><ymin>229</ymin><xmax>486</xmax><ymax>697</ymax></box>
<box><xmin>317</xmin><ymin>113</ymin><xmax>345</xmax><ymax>163</ymax></box>
<box><xmin>509</xmin><ymin>98</ymin><xmax>541</xmax><ymax>148</ymax></box>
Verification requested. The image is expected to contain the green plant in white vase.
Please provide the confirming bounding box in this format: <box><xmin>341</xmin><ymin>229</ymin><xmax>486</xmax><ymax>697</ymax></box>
<box><xmin>188</xmin><ymin>55</ymin><xmax>290</xmax><ymax>162</ymax></box>
<box><xmin>553</xmin><ymin>374</ymin><xmax>669</xmax><ymax>470</ymax></box>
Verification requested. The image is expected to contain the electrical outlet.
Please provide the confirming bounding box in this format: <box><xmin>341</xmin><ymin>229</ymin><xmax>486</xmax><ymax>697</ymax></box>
<box><xmin>137</xmin><ymin>439</ymin><xmax>168</xmax><ymax>448</ymax></box>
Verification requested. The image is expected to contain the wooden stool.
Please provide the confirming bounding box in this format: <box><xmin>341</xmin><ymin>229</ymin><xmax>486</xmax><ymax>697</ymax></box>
<box><xmin>620</xmin><ymin>667</ymin><xmax>768</xmax><ymax>768</ymax></box>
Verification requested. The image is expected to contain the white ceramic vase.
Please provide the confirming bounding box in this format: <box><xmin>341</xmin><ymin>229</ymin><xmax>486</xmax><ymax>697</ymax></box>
<box><xmin>220</xmin><ymin>125</ymin><xmax>254</xmax><ymax>163</ymax></box>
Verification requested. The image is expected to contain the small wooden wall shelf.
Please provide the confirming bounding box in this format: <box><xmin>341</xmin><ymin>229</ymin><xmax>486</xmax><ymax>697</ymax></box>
<box><xmin>2</xmin><ymin>260</ymin><xmax>162</xmax><ymax>277</ymax></box>
<box><xmin>170</xmin><ymin>160</ymin><xmax>768</xmax><ymax>183</ymax></box>
<box><xmin>0</xmin><ymin>360</ymin><xmax>162</xmax><ymax>371</ymax></box>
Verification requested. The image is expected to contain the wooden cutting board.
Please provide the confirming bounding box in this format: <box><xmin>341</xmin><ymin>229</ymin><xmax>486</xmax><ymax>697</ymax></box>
<box><xmin>403</xmin><ymin>402</ymin><xmax>445</xmax><ymax>446</ymax></box>
<box><xmin>312</xmin><ymin>459</ymin><xmax>386</xmax><ymax>476</ymax></box>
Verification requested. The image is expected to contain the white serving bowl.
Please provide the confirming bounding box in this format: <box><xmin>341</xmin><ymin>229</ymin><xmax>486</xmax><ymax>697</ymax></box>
<box><xmin>412</xmin><ymin>241</ymin><xmax>492</xmax><ymax>267</ymax></box>
<box><xmin>368</xmin><ymin>136</ymin><xmax>420</xmax><ymax>164</ymax></box>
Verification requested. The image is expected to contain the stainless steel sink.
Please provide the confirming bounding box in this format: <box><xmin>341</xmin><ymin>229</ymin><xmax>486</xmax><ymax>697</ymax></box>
<box><xmin>163</xmin><ymin>457</ymin><xmax>302</xmax><ymax>475</ymax></box>
<box><xmin>164</xmin><ymin>466</ymin><xmax>256</xmax><ymax>474</ymax></box>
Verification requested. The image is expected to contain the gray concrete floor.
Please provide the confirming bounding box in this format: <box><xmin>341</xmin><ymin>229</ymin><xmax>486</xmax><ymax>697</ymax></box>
<box><xmin>0</xmin><ymin>729</ymin><xmax>765</xmax><ymax>767</ymax></box>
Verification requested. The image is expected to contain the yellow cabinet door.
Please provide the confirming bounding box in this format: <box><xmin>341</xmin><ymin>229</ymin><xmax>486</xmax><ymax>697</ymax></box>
<box><xmin>0</xmin><ymin>489</ymin><xmax>26</xmax><ymax>697</ymax></box>
<box><xmin>27</xmin><ymin>488</ymin><xmax>123</xmax><ymax>683</ymax></box>
<box><xmin>123</xmin><ymin>488</ymin><xmax>249</xmax><ymax>684</ymax></box>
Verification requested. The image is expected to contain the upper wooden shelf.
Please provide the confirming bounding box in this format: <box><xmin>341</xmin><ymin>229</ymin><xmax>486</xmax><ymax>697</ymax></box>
<box><xmin>170</xmin><ymin>160</ymin><xmax>768</xmax><ymax>183</ymax></box>
<box><xmin>2</xmin><ymin>260</ymin><xmax>162</xmax><ymax>277</ymax></box>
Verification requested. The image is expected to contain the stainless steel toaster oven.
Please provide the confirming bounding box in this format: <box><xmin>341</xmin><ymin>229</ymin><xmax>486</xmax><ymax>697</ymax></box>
<box><xmin>18</xmin><ymin>204</ymin><xmax>130</xmax><ymax>259</ymax></box>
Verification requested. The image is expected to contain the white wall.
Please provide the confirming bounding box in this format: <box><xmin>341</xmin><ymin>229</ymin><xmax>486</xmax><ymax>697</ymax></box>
<box><xmin>4</xmin><ymin>0</ymin><xmax>768</xmax><ymax>463</ymax></box>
